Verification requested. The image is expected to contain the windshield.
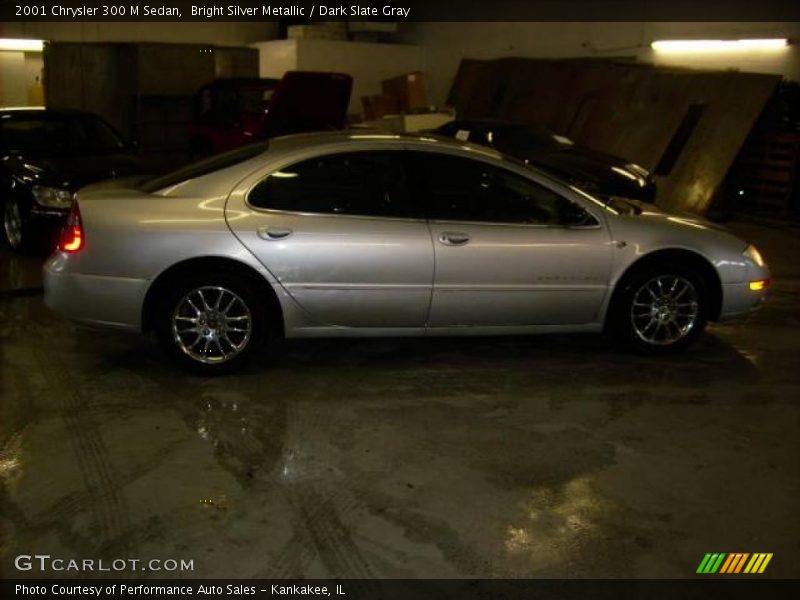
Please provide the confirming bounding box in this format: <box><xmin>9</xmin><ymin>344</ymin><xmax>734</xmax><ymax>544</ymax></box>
<box><xmin>497</xmin><ymin>124</ymin><xmax>572</xmax><ymax>151</ymax></box>
<box><xmin>141</xmin><ymin>141</ymin><xmax>269</xmax><ymax>193</ymax></box>
<box><xmin>0</xmin><ymin>113</ymin><xmax>127</xmax><ymax>156</ymax></box>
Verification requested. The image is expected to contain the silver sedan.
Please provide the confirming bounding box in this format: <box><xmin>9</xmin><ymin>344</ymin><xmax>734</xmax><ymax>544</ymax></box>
<box><xmin>43</xmin><ymin>132</ymin><xmax>771</xmax><ymax>373</ymax></box>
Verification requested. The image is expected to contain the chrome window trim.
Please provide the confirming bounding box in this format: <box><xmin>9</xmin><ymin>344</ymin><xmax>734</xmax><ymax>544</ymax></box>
<box><xmin>428</xmin><ymin>218</ymin><xmax>602</xmax><ymax>230</ymax></box>
<box><xmin>243</xmin><ymin>205</ymin><xmax>428</xmax><ymax>224</ymax></box>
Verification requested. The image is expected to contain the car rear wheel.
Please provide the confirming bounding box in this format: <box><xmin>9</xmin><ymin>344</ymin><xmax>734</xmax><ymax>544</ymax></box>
<box><xmin>611</xmin><ymin>266</ymin><xmax>708</xmax><ymax>353</ymax></box>
<box><xmin>154</xmin><ymin>273</ymin><xmax>266</xmax><ymax>374</ymax></box>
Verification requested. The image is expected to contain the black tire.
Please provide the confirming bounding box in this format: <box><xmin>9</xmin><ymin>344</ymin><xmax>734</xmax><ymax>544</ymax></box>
<box><xmin>154</xmin><ymin>271</ymin><xmax>267</xmax><ymax>374</ymax></box>
<box><xmin>609</xmin><ymin>264</ymin><xmax>709</xmax><ymax>354</ymax></box>
<box><xmin>3</xmin><ymin>196</ymin><xmax>38</xmax><ymax>254</ymax></box>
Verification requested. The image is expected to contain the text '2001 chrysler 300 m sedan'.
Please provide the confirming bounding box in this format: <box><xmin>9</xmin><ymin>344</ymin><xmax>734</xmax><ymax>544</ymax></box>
<box><xmin>43</xmin><ymin>132</ymin><xmax>770</xmax><ymax>373</ymax></box>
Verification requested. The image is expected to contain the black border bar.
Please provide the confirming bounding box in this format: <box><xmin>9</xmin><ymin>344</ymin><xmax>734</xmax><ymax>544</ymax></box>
<box><xmin>3</xmin><ymin>579</ymin><xmax>800</xmax><ymax>600</ymax></box>
<box><xmin>2</xmin><ymin>0</ymin><xmax>800</xmax><ymax>22</ymax></box>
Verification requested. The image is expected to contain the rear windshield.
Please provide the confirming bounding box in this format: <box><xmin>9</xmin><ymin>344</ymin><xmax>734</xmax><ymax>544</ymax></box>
<box><xmin>140</xmin><ymin>141</ymin><xmax>269</xmax><ymax>193</ymax></box>
<box><xmin>0</xmin><ymin>113</ymin><xmax>126</xmax><ymax>156</ymax></box>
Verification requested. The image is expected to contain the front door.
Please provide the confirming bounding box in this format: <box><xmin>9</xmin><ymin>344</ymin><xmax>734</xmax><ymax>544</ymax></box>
<box><xmin>410</xmin><ymin>152</ymin><xmax>612</xmax><ymax>327</ymax></box>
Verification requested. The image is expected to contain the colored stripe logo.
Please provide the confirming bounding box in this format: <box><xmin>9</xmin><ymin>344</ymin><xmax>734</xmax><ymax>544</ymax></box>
<box><xmin>696</xmin><ymin>552</ymin><xmax>773</xmax><ymax>574</ymax></box>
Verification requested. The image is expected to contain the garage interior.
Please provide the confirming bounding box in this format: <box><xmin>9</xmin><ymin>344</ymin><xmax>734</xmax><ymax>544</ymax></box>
<box><xmin>1</xmin><ymin>19</ymin><xmax>800</xmax><ymax>579</ymax></box>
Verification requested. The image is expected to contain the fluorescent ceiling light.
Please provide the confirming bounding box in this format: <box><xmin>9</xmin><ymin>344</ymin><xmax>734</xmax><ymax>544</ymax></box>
<box><xmin>651</xmin><ymin>39</ymin><xmax>788</xmax><ymax>53</ymax></box>
<box><xmin>0</xmin><ymin>38</ymin><xmax>44</xmax><ymax>52</ymax></box>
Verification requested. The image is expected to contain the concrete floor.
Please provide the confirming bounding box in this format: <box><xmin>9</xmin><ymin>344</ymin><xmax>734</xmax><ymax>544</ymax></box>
<box><xmin>1</xmin><ymin>219</ymin><xmax>798</xmax><ymax>579</ymax></box>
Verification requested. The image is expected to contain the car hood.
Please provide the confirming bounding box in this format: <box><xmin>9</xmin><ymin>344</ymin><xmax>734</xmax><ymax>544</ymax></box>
<box><xmin>617</xmin><ymin>198</ymin><xmax>733</xmax><ymax>234</ymax></box>
<box><xmin>3</xmin><ymin>152</ymin><xmax>148</xmax><ymax>191</ymax></box>
<box><xmin>526</xmin><ymin>146</ymin><xmax>638</xmax><ymax>183</ymax></box>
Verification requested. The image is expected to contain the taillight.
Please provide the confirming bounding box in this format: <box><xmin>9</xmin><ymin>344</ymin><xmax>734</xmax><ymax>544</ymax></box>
<box><xmin>58</xmin><ymin>202</ymin><xmax>84</xmax><ymax>252</ymax></box>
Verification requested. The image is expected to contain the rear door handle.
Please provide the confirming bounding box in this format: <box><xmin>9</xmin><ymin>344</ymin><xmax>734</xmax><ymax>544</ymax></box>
<box><xmin>438</xmin><ymin>231</ymin><xmax>470</xmax><ymax>246</ymax></box>
<box><xmin>257</xmin><ymin>226</ymin><xmax>293</xmax><ymax>240</ymax></box>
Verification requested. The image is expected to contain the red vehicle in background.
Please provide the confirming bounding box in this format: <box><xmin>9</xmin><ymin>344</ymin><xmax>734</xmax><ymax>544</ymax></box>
<box><xmin>188</xmin><ymin>71</ymin><xmax>353</xmax><ymax>158</ymax></box>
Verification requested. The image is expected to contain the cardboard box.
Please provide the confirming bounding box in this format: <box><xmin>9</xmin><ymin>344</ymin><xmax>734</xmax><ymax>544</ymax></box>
<box><xmin>362</xmin><ymin>112</ymin><xmax>455</xmax><ymax>134</ymax></box>
<box><xmin>361</xmin><ymin>94</ymin><xmax>397</xmax><ymax>120</ymax></box>
<box><xmin>381</xmin><ymin>71</ymin><xmax>427</xmax><ymax>113</ymax></box>
<box><xmin>287</xmin><ymin>24</ymin><xmax>347</xmax><ymax>41</ymax></box>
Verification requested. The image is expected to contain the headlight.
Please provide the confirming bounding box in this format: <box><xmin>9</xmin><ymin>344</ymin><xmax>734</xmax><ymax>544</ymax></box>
<box><xmin>32</xmin><ymin>185</ymin><xmax>73</xmax><ymax>209</ymax></box>
<box><xmin>743</xmin><ymin>244</ymin><xmax>766</xmax><ymax>268</ymax></box>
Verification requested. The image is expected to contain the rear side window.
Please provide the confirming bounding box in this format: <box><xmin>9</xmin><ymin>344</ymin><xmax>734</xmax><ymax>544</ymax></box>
<box><xmin>248</xmin><ymin>151</ymin><xmax>416</xmax><ymax>218</ymax></box>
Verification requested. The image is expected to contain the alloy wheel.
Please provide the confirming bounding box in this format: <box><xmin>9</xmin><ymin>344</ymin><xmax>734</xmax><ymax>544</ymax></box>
<box><xmin>171</xmin><ymin>286</ymin><xmax>252</xmax><ymax>364</ymax></box>
<box><xmin>630</xmin><ymin>275</ymin><xmax>700</xmax><ymax>346</ymax></box>
<box><xmin>4</xmin><ymin>199</ymin><xmax>23</xmax><ymax>249</ymax></box>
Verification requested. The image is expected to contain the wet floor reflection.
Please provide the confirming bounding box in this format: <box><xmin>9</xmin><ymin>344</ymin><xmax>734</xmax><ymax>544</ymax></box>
<box><xmin>505</xmin><ymin>475</ymin><xmax>606</xmax><ymax>569</ymax></box>
<box><xmin>0</xmin><ymin>252</ymin><xmax>43</xmax><ymax>292</ymax></box>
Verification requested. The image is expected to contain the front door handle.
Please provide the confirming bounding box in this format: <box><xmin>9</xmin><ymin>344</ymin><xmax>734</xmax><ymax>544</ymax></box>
<box><xmin>438</xmin><ymin>231</ymin><xmax>470</xmax><ymax>246</ymax></box>
<box><xmin>257</xmin><ymin>226</ymin><xmax>293</xmax><ymax>240</ymax></box>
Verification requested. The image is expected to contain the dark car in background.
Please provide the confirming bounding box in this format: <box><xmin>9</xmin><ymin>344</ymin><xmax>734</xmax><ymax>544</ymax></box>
<box><xmin>1</xmin><ymin>108</ymin><xmax>148</xmax><ymax>253</ymax></box>
<box><xmin>433</xmin><ymin>119</ymin><xmax>657</xmax><ymax>202</ymax></box>
<box><xmin>188</xmin><ymin>71</ymin><xmax>353</xmax><ymax>158</ymax></box>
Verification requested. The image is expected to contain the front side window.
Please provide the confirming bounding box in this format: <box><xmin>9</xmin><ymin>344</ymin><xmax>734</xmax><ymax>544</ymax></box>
<box><xmin>248</xmin><ymin>151</ymin><xmax>415</xmax><ymax>219</ymax></box>
<box><xmin>415</xmin><ymin>153</ymin><xmax>597</xmax><ymax>226</ymax></box>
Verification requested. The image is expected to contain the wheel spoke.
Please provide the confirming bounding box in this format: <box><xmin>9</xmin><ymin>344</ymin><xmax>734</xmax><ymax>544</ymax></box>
<box><xmin>177</xmin><ymin>326</ymin><xmax>202</xmax><ymax>336</ymax></box>
<box><xmin>222</xmin><ymin>295</ymin><xmax>237</xmax><ymax>314</ymax></box>
<box><xmin>656</xmin><ymin>277</ymin><xmax>666</xmax><ymax>295</ymax></box>
<box><xmin>221</xmin><ymin>334</ymin><xmax>241</xmax><ymax>351</ymax></box>
<box><xmin>186</xmin><ymin>297</ymin><xmax>202</xmax><ymax>315</ymax></box>
<box><xmin>197</xmin><ymin>290</ymin><xmax>212</xmax><ymax>311</ymax></box>
<box><xmin>667</xmin><ymin>277</ymin><xmax>679</xmax><ymax>297</ymax></box>
<box><xmin>666</xmin><ymin>320</ymin><xmax>681</xmax><ymax>341</ymax></box>
<box><xmin>673</xmin><ymin>283</ymin><xmax>689</xmax><ymax>301</ymax></box>
<box><xmin>214</xmin><ymin>289</ymin><xmax>225</xmax><ymax>310</ymax></box>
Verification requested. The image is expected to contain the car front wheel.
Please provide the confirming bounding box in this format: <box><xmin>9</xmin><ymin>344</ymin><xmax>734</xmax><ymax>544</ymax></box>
<box><xmin>154</xmin><ymin>273</ymin><xmax>266</xmax><ymax>374</ymax></box>
<box><xmin>611</xmin><ymin>267</ymin><xmax>709</xmax><ymax>353</ymax></box>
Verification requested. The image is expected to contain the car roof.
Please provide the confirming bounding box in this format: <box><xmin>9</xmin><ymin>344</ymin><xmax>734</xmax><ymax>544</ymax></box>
<box><xmin>267</xmin><ymin>129</ymin><xmax>504</xmax><ymax>159</ymax></box>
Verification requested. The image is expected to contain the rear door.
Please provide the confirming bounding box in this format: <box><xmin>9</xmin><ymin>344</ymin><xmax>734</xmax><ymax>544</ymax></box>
<box><xmin>227</xmin><ymin>150</ymin><xmax>433</xmax><ymax>328</ymax></box>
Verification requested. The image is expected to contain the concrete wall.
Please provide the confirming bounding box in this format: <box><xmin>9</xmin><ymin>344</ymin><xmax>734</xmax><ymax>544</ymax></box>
<box><xmin>0</xmin><ymin>21</ymin><xmax>276</xmax><ymax>106</ymax></box>
<box><xmin>406</xmin><ymin>22</ymin><xmax>800</xmax><ymax>106</ymax></box>
<box><xmin>253</xmin><ymin>39</ymin><xmax>422</xmax><ymax>115</ymax></box>
<box><xmin>0</xmin><ymin>52</ymin><xmax>43</xmax><ymax>106</ymax></box>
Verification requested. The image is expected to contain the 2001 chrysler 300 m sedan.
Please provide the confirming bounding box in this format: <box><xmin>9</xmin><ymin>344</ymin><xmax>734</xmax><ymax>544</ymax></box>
<box><xmin>43</xmin><ymin>132</ymin><xmax>770</xmax><ymax>373</ymax></box>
